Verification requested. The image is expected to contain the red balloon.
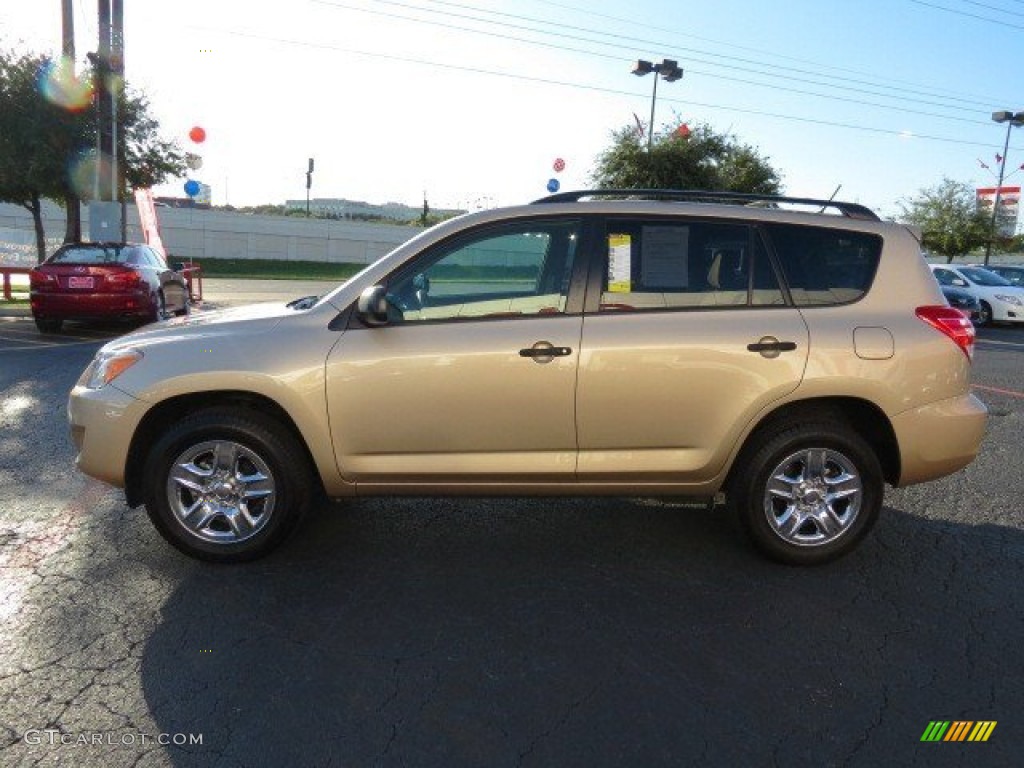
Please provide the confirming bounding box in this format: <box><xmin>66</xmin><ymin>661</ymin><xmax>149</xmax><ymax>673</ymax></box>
<box><xmin>553</xmin><ymin>157</ymin><xmax>565</xmax><ymax>172</ymax></box>
<box><xmin>189</xmin><ymin>126</ymin><xmax>207</xmax><ymax>144</ymax></box>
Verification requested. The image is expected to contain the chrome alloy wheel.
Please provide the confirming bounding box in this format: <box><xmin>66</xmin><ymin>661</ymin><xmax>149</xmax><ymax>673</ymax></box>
<box><xmin>763</xmin><ymin>448</ymin><xmax>863</xmax><ymax>547</ymax></box>
<box><xmin>166</xmin><ymin>440</ymin><xmax>276</xmax><ymax>544</ymax></box>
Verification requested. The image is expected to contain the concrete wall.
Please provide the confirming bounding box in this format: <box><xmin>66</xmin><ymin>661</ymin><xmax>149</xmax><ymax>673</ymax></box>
<box><xmin>0</xmin><ymin>202</ymin><xmax>416</xmax><ymax>265</ymax></box>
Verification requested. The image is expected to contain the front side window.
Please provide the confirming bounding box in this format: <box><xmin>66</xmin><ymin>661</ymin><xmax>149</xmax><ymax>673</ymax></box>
<box><xmin>385</xmin><ymin>220</ymin><xmax>580</xmax><ymax>322</ymax></box>
<box><xmin>598</xmin><ymin>220</ymin><xmax>782</xmax><ymax>311</ymax></box>
<box><xmin>959</xmin><ymin>267</ymin><xmax>1011</xmax><ymax>287</ymax></box>
<box><xmin>932</xmin><ymin>268</ymin><xmax>957</xmax><ymax>286</ymax></box>
<box><xmin>766</xmin><ymin>224</ymin><xmax>882</xmax><ymax>306</ymax></box>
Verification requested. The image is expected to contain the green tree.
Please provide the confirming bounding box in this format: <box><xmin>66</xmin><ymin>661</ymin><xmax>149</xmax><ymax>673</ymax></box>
<box><xmin>0</xmin><ymin>47</ymin><xmax>186</xmax><ymax>262</ymax></box>
<box><xmin>898</xmin><ymin>179</ymin><xmax>990</xmax><ymax>263</ymax></box>
<box><xmin>591</xmin><ymin>120</ymin><xmax>783</xmax><ymax>194</ymax></box>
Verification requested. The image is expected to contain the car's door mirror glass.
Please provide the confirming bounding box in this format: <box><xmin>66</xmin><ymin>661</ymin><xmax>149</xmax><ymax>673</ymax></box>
<box><xmin>356</xmin><ymin>285</ymin><xmax>389</xmax><ymax>326</ymax></box>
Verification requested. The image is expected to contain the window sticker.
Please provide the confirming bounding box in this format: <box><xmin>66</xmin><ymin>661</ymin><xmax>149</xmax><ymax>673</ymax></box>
<box><xmin>608</xmin><ymin>234</ymin><xmax>632</xmax><ymax>292</ymax></box>
<box><xmin>641</xmin><ymin>226</ymin><xmax>689</xmax><ymax>289</ymax></box>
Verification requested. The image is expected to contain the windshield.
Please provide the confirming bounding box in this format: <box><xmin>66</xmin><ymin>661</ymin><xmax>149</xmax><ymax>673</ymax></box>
<box><xmin>49</xmin><ymin>245</ymin><xmax>126</xmax><ymax>265</ymax></box>
<box><xmin>959</xmin><ymin>267</ymin><xmax>1012</xmax><ymax>287</ymax></box>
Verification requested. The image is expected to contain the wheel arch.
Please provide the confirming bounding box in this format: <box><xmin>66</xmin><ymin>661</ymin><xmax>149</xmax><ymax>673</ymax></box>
<box><xmin>725</xmin><ymin>396</ymin><xmax>900</xmax><ymax>492</ymax></box>
<box><xmin>124</xmin><ymin>390</ymin><xmax>323</xmax><ymax>508</ymax></box>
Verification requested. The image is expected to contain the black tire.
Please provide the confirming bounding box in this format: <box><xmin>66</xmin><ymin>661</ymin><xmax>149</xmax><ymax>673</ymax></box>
<box><xmin>730</xmin><ymin>421</ymin><xmax>883</xmax><ymax>566</ymax></box>
<box><xmin>34</xmin><ymin>317</ymin><xmax>63</xmax><ymax>334</ymax></box>
<box><xmin>141</xmin><ymin>408</ymin><xmax>313</xmax><ymax>563</ymax></box>
<box><xmin>978</xmin><ymin>301</ymin><xmax>992</xmax><ymax>327</ymax></box>
<box><xmin>153</xmin><ymin>291</ymin><xmax>168</xmax><ymax>322</ymax></box>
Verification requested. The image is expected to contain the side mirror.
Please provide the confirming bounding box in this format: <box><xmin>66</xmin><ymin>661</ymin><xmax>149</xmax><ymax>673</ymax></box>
<box><xmin>952</xmin><ymin>278</ymin><xmax>967</xmax><ymax>287</ymax></box>
<box><xmin>357</xmin><ymin>285</ymin><xmax>389</xmax><ymax>327</ymax></box>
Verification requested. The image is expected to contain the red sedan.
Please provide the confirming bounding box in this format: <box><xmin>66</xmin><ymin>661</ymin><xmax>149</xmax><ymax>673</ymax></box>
<box><xmin>30</xmin><ymin>242</ymin><xmax>190</xmax><ymax>333</ymax></box>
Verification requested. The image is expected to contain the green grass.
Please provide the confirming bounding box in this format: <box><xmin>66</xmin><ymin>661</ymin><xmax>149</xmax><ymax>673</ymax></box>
<box><xmin>188</xmin><ymin>257</ymin><xmax>364</xmax><ymax>281</ymax></box>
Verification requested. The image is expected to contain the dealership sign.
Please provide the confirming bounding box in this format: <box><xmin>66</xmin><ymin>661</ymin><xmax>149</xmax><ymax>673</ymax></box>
<box><xmin>976</xmin><ymin>186</ymin><xmax>1020</xmax><ymax>237</ymax></box>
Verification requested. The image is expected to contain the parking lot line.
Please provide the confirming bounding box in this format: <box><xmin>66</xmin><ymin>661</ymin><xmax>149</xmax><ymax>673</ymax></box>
<box><xmin>972</xmin><ymin>384</ymin><xmax>1024</xmax><ymax>400</ymax></box>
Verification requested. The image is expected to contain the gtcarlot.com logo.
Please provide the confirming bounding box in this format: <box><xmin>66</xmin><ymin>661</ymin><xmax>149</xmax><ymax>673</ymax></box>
<box><xmin>920</xmin><ymin>721</ymin><xmax>996</xmax><ymax>742</ymax></box>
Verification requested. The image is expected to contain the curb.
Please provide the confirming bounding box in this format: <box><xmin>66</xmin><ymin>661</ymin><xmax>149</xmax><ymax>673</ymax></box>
<box><xmin>0</xmin><ymin>305</ymin><xmax>31</xmax><ymax>318</ymax></box>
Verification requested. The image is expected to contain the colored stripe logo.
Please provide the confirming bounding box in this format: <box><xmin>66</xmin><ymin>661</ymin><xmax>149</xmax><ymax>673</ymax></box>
<box><xmin>921</xmin><ymin>721</ymin><xmax>996</xmax><ymax>742</ymax></box>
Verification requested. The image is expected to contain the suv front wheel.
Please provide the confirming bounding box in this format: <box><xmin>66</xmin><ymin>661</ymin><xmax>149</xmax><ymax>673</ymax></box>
<box><xmin>142</xmin><ymin>408</ymin><xmax>312</xmax><ymax>562</ymax></box>
<box><xmin>731</xmin><ymin>422</ymin><xmax>883</xmax><ymax>565</ymax></box>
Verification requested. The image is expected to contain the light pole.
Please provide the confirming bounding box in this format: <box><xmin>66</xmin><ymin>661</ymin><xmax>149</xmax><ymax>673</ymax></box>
<box><xmin>985</xmin><ymin>110</ymin><xmax>1024</xmax><ymax>265</ymax></box>
<box><xmin>632</xmin><ymin>59</ymin><xmax>683</xmax><ymax>150</ymax></box>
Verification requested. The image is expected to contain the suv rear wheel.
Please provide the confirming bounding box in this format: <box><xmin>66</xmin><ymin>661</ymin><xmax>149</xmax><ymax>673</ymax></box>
<box><xmin>731</xmin><ymin>421</ymin><xmax>882</xmax><ymax>565</ymax></box>
<box><xmin>142</xmin><ymin>408</ymin><xmax>312</xmax><ymax>562</ymax></box>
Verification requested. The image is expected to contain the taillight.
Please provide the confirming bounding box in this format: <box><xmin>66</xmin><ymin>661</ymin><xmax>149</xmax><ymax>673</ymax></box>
<box><xmin>916</xmin><ymin>305</ymin><xmax>975</xmax><ymax>359</ymax></box>
<box><xmin>104</xmin><ymin>269</ymin><xmax>142</xmax><ymax>290</ymax></box>
<box><xmin>29</xmin><ymin>269</ymin><xmax>57</xmax><ymax>288</ymax></box>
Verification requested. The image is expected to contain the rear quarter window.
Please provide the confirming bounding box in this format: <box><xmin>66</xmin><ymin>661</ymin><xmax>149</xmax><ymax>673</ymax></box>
<box><xmin>765</xmin><ymin>224</ymin><xmax>882</xmax><ymax>306</ymax></box>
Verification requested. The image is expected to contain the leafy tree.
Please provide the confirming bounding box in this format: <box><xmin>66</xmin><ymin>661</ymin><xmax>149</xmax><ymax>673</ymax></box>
<box><xmin>0</xmin><ymin>47</ymin><xmax>186</xmax><ymax>262</ymax></box>
<box><xmin>591</xmin><ymin>120</ymin><xmax>783</xmax><ymax>194</ymax></box>
<box><xmin>898</xmin><ymin>179</ymin><xmax>990</xmax><ymax>263</ymax></box>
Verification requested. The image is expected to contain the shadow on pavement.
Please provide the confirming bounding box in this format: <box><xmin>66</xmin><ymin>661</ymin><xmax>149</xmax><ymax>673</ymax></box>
<box><xmin>125</xmin><ymin>496</ymin><xmax>1022</xmax><ymax>767</ymax></box>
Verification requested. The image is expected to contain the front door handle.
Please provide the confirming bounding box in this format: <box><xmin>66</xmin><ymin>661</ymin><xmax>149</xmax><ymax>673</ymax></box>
<box><xmin>519</xmin><ymin>342</ymin><xmax>572</xmax><ymax>363</ymax></box>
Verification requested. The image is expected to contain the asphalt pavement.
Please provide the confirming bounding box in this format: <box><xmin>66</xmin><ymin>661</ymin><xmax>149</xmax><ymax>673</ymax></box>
<box><xmin>0</xmin><ymin>318</ymin><xmax>1022</xmax><ymax>767</ymax></box>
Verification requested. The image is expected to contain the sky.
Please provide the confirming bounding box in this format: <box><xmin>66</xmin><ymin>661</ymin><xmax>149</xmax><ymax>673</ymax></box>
<box><xmin>1</xmin><ymin>0</ymin><xmax>1022</xmax><ymax>218</ymax></box>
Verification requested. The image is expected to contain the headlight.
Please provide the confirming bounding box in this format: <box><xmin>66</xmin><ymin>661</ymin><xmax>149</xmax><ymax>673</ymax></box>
<box><xmin>81</xmin><ymin>348</ymin><xmax>144</xmax><ymax>389</ymax></box>
<box><xmin>994</xmin><ymin>294</ymin><xmax>1023</xmax><ymax>306</ymax></box>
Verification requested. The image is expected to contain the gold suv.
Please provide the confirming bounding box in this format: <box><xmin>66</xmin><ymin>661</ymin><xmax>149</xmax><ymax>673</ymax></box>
<box><xmin>68</xmin><ymin>190</ymin><xmax>988</xmax><ymax>565</ymax></box>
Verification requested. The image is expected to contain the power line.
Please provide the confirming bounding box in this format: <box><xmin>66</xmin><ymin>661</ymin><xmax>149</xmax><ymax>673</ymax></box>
<box><xmin>908</xmin><ymin>0</ymin><xmax>1024</xmax><ymax>30</ymax></box>
<box><xmin>400</xmin><ymin>0</ymin><xmax>1008</xmax><ymax>109</ymax></box>
<box><xmin>195</xmin><ymin>25</ymin><xmax>1021</xmax><ymax>153</ymax></box>
<box><xmin>961</xmin><ymin>0</ymin><xmax>1024</xmax><ymax>18</ymax></box>
<box><xmin>537</xmin><ymin>0</ymin><xmax>1013</xmax><ymax>102</ymax></box>
<box><xmin>317</xmin><ymin>0</ymin><xmax>997</xmax><ymax>120</ymax></box>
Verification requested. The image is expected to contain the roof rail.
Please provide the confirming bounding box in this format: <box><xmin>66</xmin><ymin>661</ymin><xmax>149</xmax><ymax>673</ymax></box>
<box><xmin>531</xmin><ymin>189</ymin><xmax>880</xmax><ymax>221</ymax></box>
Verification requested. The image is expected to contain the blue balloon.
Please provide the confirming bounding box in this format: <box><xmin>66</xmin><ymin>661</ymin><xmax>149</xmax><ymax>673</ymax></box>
<box><xmin>546</xmin><ymin>178</ymin><xmax>560</xmax><ymax>193</ymax></box>
<box><xmin>184</xmin><ymin>179</ymin><xmax>200</xmax><ymax>197</ymax></box>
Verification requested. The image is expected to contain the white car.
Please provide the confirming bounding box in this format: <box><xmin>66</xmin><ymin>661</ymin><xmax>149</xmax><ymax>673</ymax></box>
<box><xmin>930</xmin><ymin>264</ymin><xmax>1024</xmax><ymax>325</ymax></box>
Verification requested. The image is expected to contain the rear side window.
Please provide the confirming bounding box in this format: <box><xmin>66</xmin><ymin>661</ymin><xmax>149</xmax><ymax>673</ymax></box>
<box><xmin>765</xmin><ymin>224</ymin><xmax>882</xmax><ymax>306</ymax></box>
<box><xmin>599</xmin><ymin>220</ymin><xmax>783</xmax><ymax>311</ymax></box>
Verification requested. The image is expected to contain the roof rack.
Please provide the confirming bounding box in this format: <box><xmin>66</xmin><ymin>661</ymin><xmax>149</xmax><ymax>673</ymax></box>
<box><xmin>531</xmin><ymin>189</ymin><xmax>880</xmax><ymax>221</ymax></box>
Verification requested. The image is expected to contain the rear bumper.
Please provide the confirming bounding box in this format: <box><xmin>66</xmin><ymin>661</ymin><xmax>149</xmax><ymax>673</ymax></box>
<box><xmin>31</xmin><ymin>290</ymin><xmax>153</xmax><ymax>320</ymax></box>
<box><xmin>893</xmin><ymin>393</ymin><xmax>987</xmax><ymax>486</ymax></box>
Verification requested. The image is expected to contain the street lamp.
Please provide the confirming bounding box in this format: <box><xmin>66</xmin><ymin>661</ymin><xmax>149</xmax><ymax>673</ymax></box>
<box><xmin>632</xmin><ymin>58</ymin><xmax>684</xmax><ymax>150</ymax></box>
<box><xmin>984</xmin><ymin>110</ymin><xmax>1024</xmax><ymax>265</ymax></box>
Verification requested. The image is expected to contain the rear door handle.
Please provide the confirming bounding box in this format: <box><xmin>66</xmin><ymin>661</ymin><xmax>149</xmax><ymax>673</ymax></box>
<box><xmin>747</xmin><ymin>338</ymin><xmax>797</xmax><ymax>358</ymax></box>
<box><xmin>519</xmin><ymin>346</ymin><xmax>572</xmax><ymax>358</ymax></box>
<box><xmin>519</xmin><ymin>342</ymin><xmax>572</xmax><ymax>363</ymax></box>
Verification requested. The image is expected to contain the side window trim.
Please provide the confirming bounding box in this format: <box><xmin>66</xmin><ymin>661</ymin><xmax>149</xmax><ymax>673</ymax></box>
<box><xmin>755</xmin><ymin>225</ymin><xmax>795</xmax><ymax>307</ymax></box>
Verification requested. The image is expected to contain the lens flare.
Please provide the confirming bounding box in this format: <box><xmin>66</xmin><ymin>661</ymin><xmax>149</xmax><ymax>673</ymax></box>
<box><xmin>38</xmin><ymin>57</ymin><xmax>94</xmax><ymax>112</ymax></box>
<box><xmin>67</xmin><ymin>150</ymin><xmax>114</xmax><ymax>201</ymax></box>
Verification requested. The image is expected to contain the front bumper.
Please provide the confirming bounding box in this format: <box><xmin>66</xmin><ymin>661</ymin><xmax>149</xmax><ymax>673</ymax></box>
<box><xmin>892</xmin><ymin>393</ymin><xmax>987</xmax><ymax>486</ymax></box>
<box><xmin>67</xmin><ymin>384</ymin><xmax>145</xmax><ymax>488</ymax></box>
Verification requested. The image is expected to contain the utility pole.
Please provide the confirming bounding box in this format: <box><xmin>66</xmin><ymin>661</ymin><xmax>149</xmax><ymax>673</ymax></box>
<box><xmin>61</xmin><ymin>0</ymin><xmax>81</xmax><ymax>243</ymax></box>
<box><xmin>89</xmin><ymin>0</ymin><xmax>122</xmax><ymax>242</ymax></box>
<box><xmin>112</xmin><ymin>0</ymin><xmax>125</xmax><ymax>240</ymax></box>
<box><xmin>306</xmin><ymin>157</ymin><xmax>314</xmax><ymax>217</ymax></box>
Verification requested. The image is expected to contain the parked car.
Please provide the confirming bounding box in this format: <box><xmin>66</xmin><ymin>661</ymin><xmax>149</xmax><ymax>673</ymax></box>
<box><xmin>940</xmin><ymin>285</ymin><xmax>982</xmax><ymax>324</ymax></box>
<box><xmin>929</xmin><ymin>263</ymin><xmax>1024</xmax><ymax>326</ymax></box>
<box><xmin>67</xmin><ymin>190</ymin><xmax>987</xmax><ymax>566</ymax></box>
<box><xmin>30</xmin><ymin>242</ymin><xmax>189</xmax><ymax>333</ymax></box>
<box><xmin>982</xmin><ymin>264</ymin><xmax>1024</xmax><ymax>288</ymax></box>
